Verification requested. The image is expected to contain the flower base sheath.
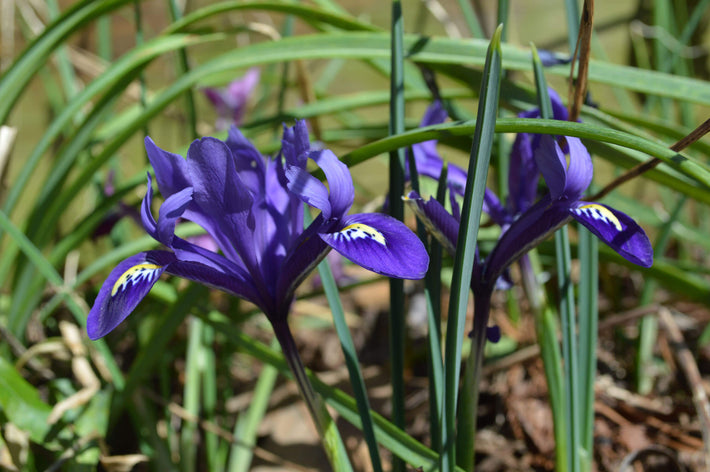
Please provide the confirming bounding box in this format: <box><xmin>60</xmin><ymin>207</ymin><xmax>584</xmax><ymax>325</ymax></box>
<box><xmin>88</xmin><ymin>121</ymin><xmax>429</xmax><ymax>339</ymax></box>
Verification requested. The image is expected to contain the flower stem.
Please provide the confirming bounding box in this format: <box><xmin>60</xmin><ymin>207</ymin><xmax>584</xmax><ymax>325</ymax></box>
<box><xmin>456</xmin><ymin>288</ymin><xmax>492</xmax><ymax>471</ymax></box>
<box><xmin>271</xmin><ymin>320</ymin><xmax>354</xmax><ymax>472</ymax></box>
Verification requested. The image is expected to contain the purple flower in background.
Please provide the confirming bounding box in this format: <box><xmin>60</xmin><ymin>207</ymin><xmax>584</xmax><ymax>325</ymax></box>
<box><xmin>87</xmin><ymin>121</ymin><xmax>429</xmax><ymax>339</ymax></box>
<box><xmin>203</xmin><ymin>68</ymin><xmax>260</xmax><ymax>129</ymax></box>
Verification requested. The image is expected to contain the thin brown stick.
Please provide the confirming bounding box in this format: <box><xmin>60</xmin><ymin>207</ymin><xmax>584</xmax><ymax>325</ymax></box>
<box><xmin>568</xmin><ymin>0</ymin><xmax>594</xmax><ymax>123</ymax></box>
<box><xmin>657</xmin><ymin>306</ymin><xmax>710</xmax><ymax>472</ymax></box>
<box><xmin>588</xmin><ymin>116</ymin><xmax>710</xmax><ymax>201</ymax></box>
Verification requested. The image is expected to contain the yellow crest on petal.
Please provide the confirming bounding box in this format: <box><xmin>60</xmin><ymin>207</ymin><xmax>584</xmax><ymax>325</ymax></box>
<box><xmin>112</xmin><ymin>263</ymin><xmax>162</xmax><ymax>296</ymax></box>
<box><xmin>574</xmin><ymin>204</ymin><xmax>622</xmax><ymax>231</ymax></box>
<box><xmin>336</xmin><ymin>223</ymin><xmax>386</xmax><ymax>246</ymax></box>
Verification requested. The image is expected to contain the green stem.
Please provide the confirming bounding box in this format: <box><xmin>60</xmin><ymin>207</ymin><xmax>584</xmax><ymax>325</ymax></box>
<box><xmin>456</xmin><ymin>289</ymin><xmax>492</xmax><ymax>471</ymax></box>
<box><xmin>271</xmin><ymin>320</ymin><xmax>354</xmax><ymax>472</ymax></box>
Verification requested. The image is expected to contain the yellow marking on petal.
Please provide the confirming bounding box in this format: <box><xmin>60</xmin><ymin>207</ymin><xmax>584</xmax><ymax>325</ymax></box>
<box><xmin>337</xmin><ymin>223</ymin><xmax>386</xmax><ymax>246</ymax></box>
<box><xmin>111</xmin><ymin>263</ymin><xmax>162</xmax><ymax>296</ymax></box>
<box><xmin>575</xmin><ymin>204</ymin><xmax>622</xmax><ymax>231</ymax></box>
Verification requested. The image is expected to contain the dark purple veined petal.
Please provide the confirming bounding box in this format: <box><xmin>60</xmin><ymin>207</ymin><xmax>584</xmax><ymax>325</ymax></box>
<box><xmin>146</xmin><ymin>137</ymin><xmax>236</xmax><ymax>259</ymax></box>
<box><xmin>186</xmin><ymin>137</ymin><xmax>261</xmax><ymax>278</ymax></box>
<box><xmin>225</xmin><ymin>126</ymin><xmax>266</xmax><ymax>195</ymax></box>
<box><xmin>165</xmin><ymin>259</ymin><xmax>265</xmax><ymax>312</ymax></box>
<box><xmin>404</xmin><ymin>191</ymin><xmax>458</xmax><ymax>256</ymax></box>
<box><xmin>484</xmin><ymin>196</ymin><xmax>571</xmax><ymax>283</ymax></box>
<box><xmin>570</xmin><ymin>202</ymin><xmax>653</xmax><ymax>267</ymax></box>
<box><xmin>321</xmin><ymin>213</ymin><xmax>429</xmax><ymax>279</ymax></box>
<box><xmin>87</xmin><ymin>251</ymin><xmax>174</xmax><ymax>339</ymax></box>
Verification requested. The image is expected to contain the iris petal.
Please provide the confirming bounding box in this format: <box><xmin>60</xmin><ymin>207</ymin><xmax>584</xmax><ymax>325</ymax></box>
<box><xmin>562</xmin><ymin>137</ymin><xmax>593</xmax><ymax>200</ymax></box>
<box><xmin>534</xmin><ymin>135</ymin><xmax>568</xmax><ymax>200</ymax></box>
<box><xmin>225</xmin><ymin>126</ymin><xmax>266</xmax><ymax>194</ymax></box>
<box><xmin>87</xmin><ymin>251</ymin><xmax>173</xmax><ymax>339</ymax></box>
<box><xmin>284</xmin><ymin>164</ymin><xmax>332</xmax><ymax>219</ymax></box>
<box><xmin>322</xmin><ymin>213</ymin><xmax>429</xmax><ymax>279</ymax></box>
<box><xmin>145</xmin><ymin>137</ymin><xmax>191</xmax><ymax>197</ymax></box>
<box><xmin>187</xmin><ymin>137</ymin><xmax>259</xmax><ymax>274</ymax></box>
<box><xmin>281</xmin><ymin>120</ymin><xmax>311</xmax><ymax>168</ymax></box>
<box><xmin>571</xmin><ymin>202</ymin><xmax>653</xmax><ymax>267</ymax></box>
<box><xmin>309</xmin><ymin>149</ymin><xmax>354</xmax><ymax>219</ymax></box>
<box><xmin>404</xmin><ymin>191</ymin><xmax>458</xmax><ymax>256</ymax></box>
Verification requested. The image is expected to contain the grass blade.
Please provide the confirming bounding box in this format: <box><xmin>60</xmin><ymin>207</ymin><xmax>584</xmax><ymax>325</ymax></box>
<box><xmin>443</xmin><ymin>24</ymin><xmax>503</xmax><ymax>471</ymax></box>
<box><xmin>388</xmin><ymin>4</ymin><xmax>407</xmax><ymax>472</ymax></box>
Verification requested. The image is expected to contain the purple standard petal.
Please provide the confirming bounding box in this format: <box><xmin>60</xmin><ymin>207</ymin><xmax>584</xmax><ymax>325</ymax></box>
<box><xmin>87</xmin><ymin>250</ymin><xmax>174</xmax><ymax>339</ymax></box>
<box><xmin>508</xmin><ymin>131</ymin><xmax>539</xmax><ymax>214</ymax></box>
<box><xmin>322</xmin><ymin>213</ymin><xmax>429</xmax><ymax>279</ymax></box>
<box><xmin>534</xmin><ymin>135</ymin><xmax>568</xmax><ymax>200</ymax></box>
<box><xmin>281</xmin><ymin>120</ymin><xmax>311</xmax><ymax>169</ymax></box>
<box><xmin>156</xmin><ymin>188</ymin><xmax>193</xmax><ymax>246</ymax></box>
<box><xmin>309</xmin><ymin>149</ymin><xmax>354</xmax><ymax>219</ymax></box>
<box><xmin>145</xmin><ymin>136</ymin><xmax>192</xmax><ymax>197</ymax></box>
<box><xmin>186</xmin><ymin>137</ymin><xmax>258</xmax><ymax>270</ymax></box>
<box><xmin>225</xmin><ymin>126</ymin><xmax>266</xmax><ymax>195</ymax></box>
<box><xmin>570</xmin><ymin>202</ymin><xmax>653</xmax><ymax>267</ymax></box>
<box><xmin>561</xmin><ymin>137</ymin><xmax>593</xmax><ymax>200</ymax></box>
<box><xmin>548</xmin><ymin>88</ymin><xmax>569</xmax><ymax>121</ymax></box>
<box><xmin>284</xmin><ymin>164</ymin><xmax>332</xmax><ymax>218</ymax></box>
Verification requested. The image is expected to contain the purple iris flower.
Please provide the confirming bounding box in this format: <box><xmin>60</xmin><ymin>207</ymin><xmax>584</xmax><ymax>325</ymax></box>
<box><xmin>407</xmin><ymin>132</ymin><xmax>653</xmax><ymax>298</ymax></box>
<box><xmin>87</xmin><ymin>121</ymin><xmax>429</xmax><ymax>339</ymax></box>
<box><xmin>202</xmin><ymin>67</ymin><xmax>260</xmax><ymax>130</ymax></box>
<box><xmin>407</xmin><ymin>91</ymin><xmax>568</xmax><ymax>221</ymax></box>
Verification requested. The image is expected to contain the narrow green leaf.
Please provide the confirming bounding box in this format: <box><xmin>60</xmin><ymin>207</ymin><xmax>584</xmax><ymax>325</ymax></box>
<box><xmin>556</xmin><ymin>227</ymin><xmax>580</xmax><ymax>472</ymax></box>
<box><xmin>577</xmin><ymin>228</ymin><xmax>598</xmax><ymax>472</ymax></box>
<box><xmin>388</xmin><ymin>5</ymin><xmax>407</xmax><ymax>472</ymax></box>
<box><xmin>443</xmin><ymin>24</ymin><xmax>503</xmax><ymax>471</ymax></box>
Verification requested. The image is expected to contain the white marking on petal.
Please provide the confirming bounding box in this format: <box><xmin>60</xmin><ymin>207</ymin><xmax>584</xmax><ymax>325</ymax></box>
<box><xmin>334</xmin><ymin>223</ymin><xmax>386</xmax><ymax>246</ymax></box>
<box><xmin>111</xmin><ymin>263</ymin><xmax>163</xmax><ymax>296</ymax></box>
<box><xmin>573</xmin><ymin>204</ymin><xmax>622</xmax><ymax>231</ymax></box>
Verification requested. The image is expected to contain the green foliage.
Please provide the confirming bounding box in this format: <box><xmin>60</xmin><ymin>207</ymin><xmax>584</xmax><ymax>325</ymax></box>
<box><xmin>1</xmin><ymin>0</ymin><xmax>709</xmax><ymax>470</ymax></box>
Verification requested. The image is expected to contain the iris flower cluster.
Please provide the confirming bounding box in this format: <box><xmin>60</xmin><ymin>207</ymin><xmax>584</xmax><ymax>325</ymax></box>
<box><xmin>87</xmin><ymin>121</ymin><xmax>429</xmax><ymax>339</ymax></box>
<box><xmin>406</xmin><ymin>92</ymin><xmax>653</xmax><ymax>309</ymax></box>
